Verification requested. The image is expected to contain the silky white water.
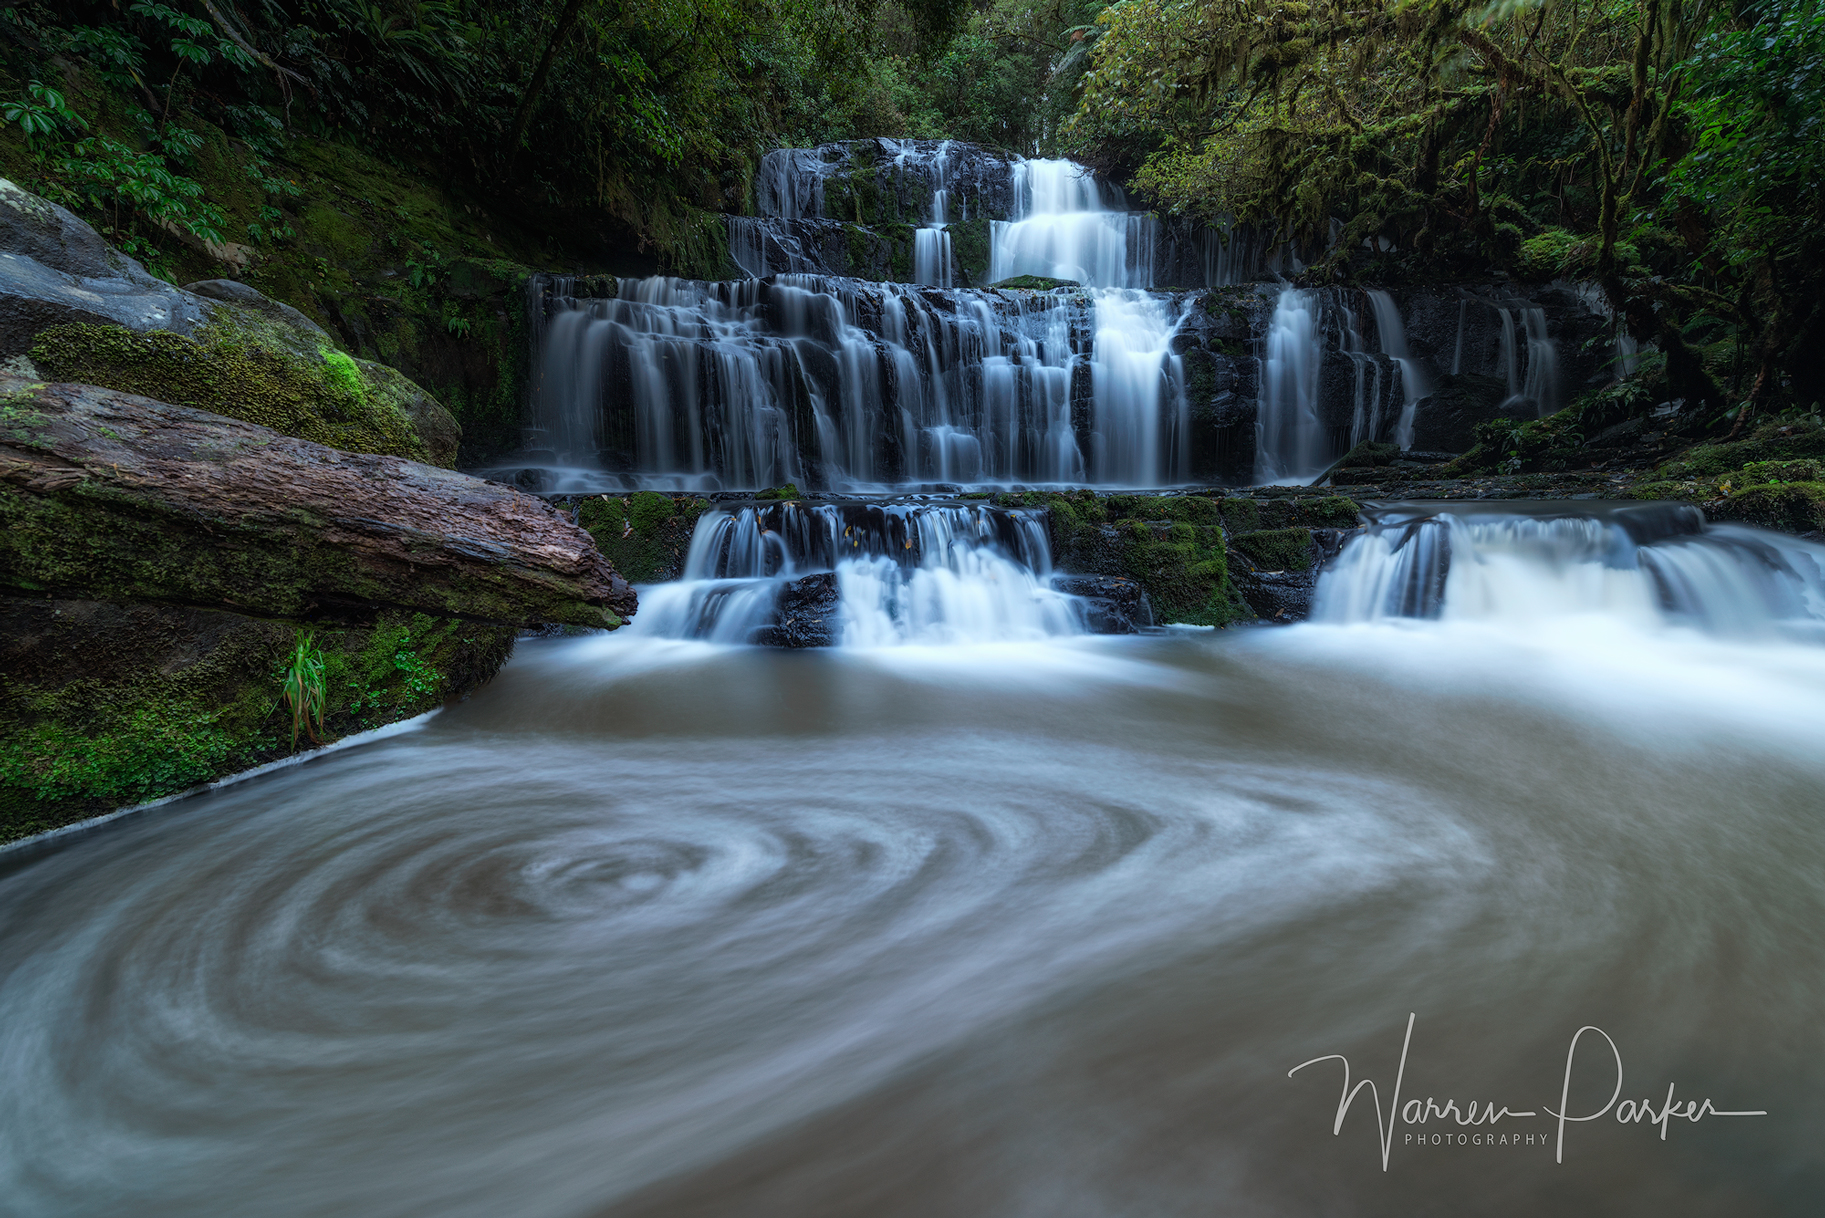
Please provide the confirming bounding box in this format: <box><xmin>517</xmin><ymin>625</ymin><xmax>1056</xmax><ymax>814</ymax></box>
<box><xmin>629</xmin><ymin>501</ymin><xmax>1087</xmax><ymax>646</ymax></box>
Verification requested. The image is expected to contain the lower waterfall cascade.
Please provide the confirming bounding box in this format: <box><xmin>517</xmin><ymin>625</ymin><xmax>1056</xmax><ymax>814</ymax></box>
<box><xmin>1315</xmin><ymin>502</ymin><xmax>1825</xmax><ymax>635</ymax></box>
<box><xmin>629</xmin><ymin>501</ymin><xmax>1089</xmax><ymax>645</ymax></box>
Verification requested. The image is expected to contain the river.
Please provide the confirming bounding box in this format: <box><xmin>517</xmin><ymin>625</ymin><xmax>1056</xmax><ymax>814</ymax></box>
<box><xmin>3</xmin><ymin>564</ymin><xmax>1822</xmax><ymax>1214</ymax></box>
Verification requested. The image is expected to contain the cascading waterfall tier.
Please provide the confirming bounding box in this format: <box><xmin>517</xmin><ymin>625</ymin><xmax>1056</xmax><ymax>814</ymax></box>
<box><xmin>508</xmin><ymin>141</ymin><xmax>1601</xmax><ymax>496</ymax></box>
<box><xmin>632</xmin><ymin>501</ymin><xmax>1095</xmax><ymax>645</ymax></box>
<box><xmin>1314</xmin><ymin>501</ymin><xmax>1825</xmax><ymax>635</ymax></box>
<box><xmin>517</xmin><ymin>150</ymin><xmax>1195</xmax><ymax>493</ymax></box>
<box><xmin>1253</xmin><ymin>284</ymin><xmax>1448</xmax><ymax>482</ymax></box>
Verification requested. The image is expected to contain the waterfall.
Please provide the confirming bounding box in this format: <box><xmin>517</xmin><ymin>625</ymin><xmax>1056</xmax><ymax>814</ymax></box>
<box><xmin>1365</xmin><ymin>290</ymin><xmax>1430</xmax><ymax>450</ymax></box>
<box><xmin>989</xmin><ymin>160</ymin><xmax>1155</xmax><ymax>289</ymax></box>
<box><xmin>1090</xmin><ymin>291</ymin><xmax>1188</xmax><ymax>485</ymax></box>
<box><xmin>1314</xmin><ymin>504</ymin><xmax>1825</xmax><ymax>636</ymax></box>
<box><xmin>1336</xmin><ymin>295</ymin><xmax>1384</xmax><ymax>450</ymax></box>
<box><xmin>517</xmin><ymin>143</ymin><xmax>1199</xmax><ymax>492</ymax></box>
<box><xmin>1519</xmin><ymin>307</ymin><xmax>1559</xmax><ymax>416</ymax></box>
<box><xmin>630</xmin><ymin>502</ymin><xmax>1089</xmax><ymax>645</ymax></box>
<box><xmin>911</xmin><ymin>140</ymin><xmax>954</xmax><ymax>288</ymax></box>
<box><xmin>1450</xmin><ymin>298</ymin><xmax>1467</xmax><ymax>375</ymax></box>
<box><xmin>1255</xmin><ymin>286</ymin><xmax>1326</xmax><ymax>484</ymax></box>
<box><xmin>1201</xmin><ymin>222</ymin><xmax>1268</xmax><ymax>287</ymax></box>
<box><xmin>1496</xmin><ymin>304</ymin><xmax>1558</xmax><ymax>417</ymax></box>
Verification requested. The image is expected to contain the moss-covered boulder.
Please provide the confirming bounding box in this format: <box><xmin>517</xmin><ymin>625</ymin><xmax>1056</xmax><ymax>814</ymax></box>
<box><xmin>1704</xmin><ymin>480</ymin><xmax>1825</xmax><ymax>534</ymax></box>
<box><xmin>995</xmin><ymin>491</ymin><xmax>1247</xmax><ymax>626</ymax></box>
<box><xmin>0</xmin><ymin>596</ymin><xmax>515</xmax><ymax>845</ymax></box>
<box><xmin>570</xmin><ymin>491</ymin><xmax>712</xmax><ymax>583</ymax></box>
<box><xmin>31</xmin><ymin>316</ymin><xmax>458</xmax><ymax>467</ymax></box>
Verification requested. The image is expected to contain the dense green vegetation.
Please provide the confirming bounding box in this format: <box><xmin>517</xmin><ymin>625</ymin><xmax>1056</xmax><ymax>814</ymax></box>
<box><xmin>1073</xmin><ymin>0</ymin><xmax>1824</xmax><ymax>431</ymax></box>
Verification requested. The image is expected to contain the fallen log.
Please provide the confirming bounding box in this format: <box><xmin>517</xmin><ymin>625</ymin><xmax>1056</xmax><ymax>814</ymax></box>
<box><xmin>0</xmin><ymin>375</ymin><xmax>635</xmax><ymax>629</ymax></box>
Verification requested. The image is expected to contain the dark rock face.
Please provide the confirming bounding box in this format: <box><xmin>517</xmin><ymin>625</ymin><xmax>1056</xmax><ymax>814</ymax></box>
<box><xmin>752</xmin><ymin>571</ymin><xmax>841</xmax><ymax>647</ymax></box>
<box><xmin>0</xmin><ymin>180</ymin><xmax>210</xmax><ymax>357</ymax></box>
<box><xmin>1228</xmin><ymin>526</ymin><xmax>1359</xmax><ymax>623</ymax></box>
<box><xmin>0</xmin><ymin>376</ymin><xmax>635</xmax><ymax>629</ymax></box>
<box><xmin>1052</xmin><ymin>574</ymin><xmax>1155</xmax><ymax>633</ymax></box>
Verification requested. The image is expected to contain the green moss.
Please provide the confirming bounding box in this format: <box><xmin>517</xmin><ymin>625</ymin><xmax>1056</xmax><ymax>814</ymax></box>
<box><xmin>573</xmin><ymin>492</ymin><xmax>710</xmax><ymax>583</ymax></box>
<box><xmin>948</xmin><ymin>217</ymin><xmax>992</xmax><ymax>286</ymax></box>
<box><xmin>31</xmin><ymin>321</ymin><xmax>433</xmax><ymax>463</ymax></box>
<box><xmin>883</xmin><ymin>223</ymin><xmax>916</xmax><ymax>283</ymax></box>
<box><xmin>1708</xmin><ymin>481</ymin><xmax>1825</xmax><ymax>533</ymax></box>
<box><xmin>1653</xmin><ymin>420</ymin><xmax>1825</xmax><ymax>480</ymax></box>
<box><xmin>754</xmin><ymin>483</ymin><xmax>801</xmax><ymax>500</ymax></box>
<box><xmin>991</xmin><ymin>275</ymin><xmax>1078</xmax><ymax>290</ymax></box>
<box><xmin>0</xmin><ymin>600</ymin><xmax>515</xmax><ymax>844</ymax></box>
<box><xmin>1219</xmin><ymin>494</ymin><xmax>1359</xmax><ymax>532</ymax></box>
<box><xmin>1448</xmin><ymin>377</ymin><xmax>1660</xmax><ymax>475</ymax></box>
<box><xmin>1337</xmin><ymin>440</ymin><xmax>1400</xmax><ymax>469</ymax></box>
<box><xmin>998</xmin><ymin>491</ymin><xmax>1250</xmax><ymax>626</ymax></box>
<box><xmin>1230</xmin><ymin>527</ymin><xmax>1316</xmax><ymax>573</ymax></box>
<box><xmin>322</xmin><ymin>349</ymin><xmax>365</xmax><ymax>400</ymax></box>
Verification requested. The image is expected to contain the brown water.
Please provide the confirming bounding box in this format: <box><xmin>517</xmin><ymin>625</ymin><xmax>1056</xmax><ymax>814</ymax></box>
<box><xmin>2</xmin><ymin>624</ymin><xmax>1822</xmax><ymax>1216</ymax></box>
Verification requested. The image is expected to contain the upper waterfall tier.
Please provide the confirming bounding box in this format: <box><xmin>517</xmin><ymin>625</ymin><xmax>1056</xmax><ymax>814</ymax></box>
<box><xmin>728</xmin><ymin>139</ymin><xmax>1263</xmax><ymax>289</ymax></box>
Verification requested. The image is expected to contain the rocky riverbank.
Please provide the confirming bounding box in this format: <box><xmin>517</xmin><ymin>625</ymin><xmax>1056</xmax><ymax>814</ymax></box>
<box><xmin>0</xmin><ymin>182</ymin><xmax>638</xmax><ymax>845</ymax></box>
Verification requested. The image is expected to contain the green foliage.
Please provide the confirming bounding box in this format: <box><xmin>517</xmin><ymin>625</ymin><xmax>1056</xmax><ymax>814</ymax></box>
<box><xmin>281</xmin><ymin>630</ymin><xmax>327</xmax><ymax>749</ymax></box>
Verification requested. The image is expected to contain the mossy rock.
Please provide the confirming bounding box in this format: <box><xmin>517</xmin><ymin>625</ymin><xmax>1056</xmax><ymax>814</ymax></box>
<box><xmin>0</xmin><ymin>597</ymin><xmax>514</xmax><ymax>844</ymax></box>
<box><xmin>30</xmin><ymin>317</ymin><xmax>454</xmax><ymax>465</ymax></box>
<box><xmin>992</xmin><ymin>276</ymin><xmax>1078</xmax><ymax>291</ymax></box>
<box><xmin>1218</xmin><ymin>494</ymin><xmax>1360</xmax><ymax>532</ymax></box>
<box><xmin>572</xmin><ymin>491</ymin><xmax>711</xmax><ymax>583</ymax></box>
<box><xmin>1704</xmin><ymin>480</ymin><xmax>1825</xmax><ymax>534</ymax></box>
<box><xmin>755</xmin><ymin>483</ymin><xmax>801</xmax><ymax>500</ymax></box>
<box><xmin>948</xmin><ymin>217</ymin><xmax>993</xmax><ymax>287</ymax></box>
<box><xmin>995</xmin><ymin>490</ymin><xmax>1250</xmax><ymax>626</ymax></box>
<box><xmin>1654</xmin><ymin>421</ymin><xmax>1825</xmax><ymax>480</ymax></box>
<box><xmin>1229</xmin><ymin>527</ymin><xmax>1317</xmax><ymax>573</ymax></box>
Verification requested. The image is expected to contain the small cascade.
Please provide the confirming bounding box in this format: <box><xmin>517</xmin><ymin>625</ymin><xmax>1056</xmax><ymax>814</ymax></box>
<box><xmin>1255</xmin><ymin>286</ymin><xmax>1326</xmax><ymax>483</ymax></box>
<box><xmin>1314</xmin><ymin>503</ymin><xmax>1825</xmax><ymax>636</ymax></box>
<box><xmin>912</xmin><ymin>140</ymin><xmax>954</xmax><ymax>288</ymax></box>
<box><xmin>989</xmin><ymin>160</ymin><xmax>1155</xmax><ymax>289</ymax></box>
<box><xmin>1336</xmin><ymin>295</ymin><xmax>1384</xmax><ymax>450</ymax></box>
<box><xmin>1200</xmin><ymin>222</ymin><xmax>1270</xmax><ymax>287</ymax></box>
<box><xmin>631</xmin><ymin>501</ymin><xmax>1089</xmax><ymax>645</ymax></box>
<box><xmin>1496</xmin><ymin>305</ymin><xmax>1559</xmax><ymax>417</ymax></box>
<box><xmin>1365</xmin><ymin>290</ymin><xmax>1431</xmax><ymax>449</ymax></box>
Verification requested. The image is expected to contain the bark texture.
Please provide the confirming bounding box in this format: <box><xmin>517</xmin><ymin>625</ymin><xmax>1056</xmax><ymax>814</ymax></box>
<box><xmin>0</xmin><ymin>376</ymin><xmax>635</xmax><ymax>628</ymax></box>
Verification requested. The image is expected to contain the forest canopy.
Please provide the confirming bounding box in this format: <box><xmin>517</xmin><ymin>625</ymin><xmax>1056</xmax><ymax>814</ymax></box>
<box><xmin>0</xmin><ymin>0</ymin><xmax>1819</xmax><ymax>421</ymax></box>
